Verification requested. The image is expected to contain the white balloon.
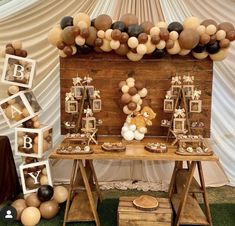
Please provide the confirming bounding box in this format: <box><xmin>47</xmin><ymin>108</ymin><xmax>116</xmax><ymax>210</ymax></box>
<box><xmin>134</xmin><ymin>130</ymin><xmax>145</xmax><ymax>140</ymax></box>
<box><xmin>123</xmin><ymin>130</ymin><xmax>134</xmax><ymax>141</ymax></box>
<box><xmin>126</xmin><ymin>77</ymin><xmax>135</xmax><ymax>83</ymax></box>
<box><xmin>132</xmin><ymin>94</ymin><xmax>141</xmax><ymax>103</ymax></box>
<box><xmin>121</xmin><ymin>85</ymin><xmax>129</xmax><ymax>93</ymax></box>
<box><xmin>129</xmin><ymin>124</ymin><xmax>136</xmax><ymax>131</ymax></box>
<box><xmin>138</xmin><ymin>88</ymin><xmax>148</xmax><ymax>97</ymax></box>
<box><xmin>127</xmin><ymin>37</ymin><xmax>139</xmax><ymax>49</ymax></box>
<box><xmin>122</xmin><ymin>126</ymin><xmax>129</xmax><ymax>133</ymax></box>
<box><xmin>110</xmin><ymin>40</ymin><xmax>120</xmax><ymax>49</ymax></box>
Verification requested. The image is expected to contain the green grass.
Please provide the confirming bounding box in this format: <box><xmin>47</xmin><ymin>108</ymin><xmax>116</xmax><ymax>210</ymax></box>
<box><xmin>0</xmin><ymin>199</ymin><xmax>234</xmax><ymax>226</ymax></box>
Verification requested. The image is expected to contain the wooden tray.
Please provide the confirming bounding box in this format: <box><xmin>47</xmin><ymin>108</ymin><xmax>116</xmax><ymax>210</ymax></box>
<box><xmin>145</xmin><ymin>143</ymin><xmax>167</xmax><ymax>153</ymax></box>
<box><xmin>133</xmin><ymin>195</ymin><xmax>159</xmax><ymax>211</ymax></box>
<box><xmin>56</xmin><ymin>149</ymin><xmax>93</xmax><ymax>155</ymax></box>
<box><xmin>175</xmin><ymin>150</ymin><xmax>213</xmax><ymax>156</ymax></box>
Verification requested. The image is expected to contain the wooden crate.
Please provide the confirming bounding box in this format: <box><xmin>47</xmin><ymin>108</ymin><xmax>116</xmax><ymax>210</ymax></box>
<box><xmin>60</xmin><ymin>53</ymin><xmax>213</xmax><ymax>137</ymax></box>
<box><xmin>118</xmin><ymin>196</ymin><xmax>173</xmax><ymax>226</ymax></box>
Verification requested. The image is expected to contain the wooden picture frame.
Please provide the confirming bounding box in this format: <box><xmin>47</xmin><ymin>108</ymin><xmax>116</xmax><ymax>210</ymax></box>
<box><xmin>190</xmin><ymin>100</ymin><xmax>202</xmax><ymax>113</ymax></box>
<box><xmin>82</xmin><ymin>117</ymin><xmax>96</xmax><ymax>131</ymax></box>
<box><xmin>19</xmin><ymin>160</ymin><xmax>53</xmax><ymax>194</ymax></box>
<box><xmin>92</xmin><ymin>99</ymin><xmax>102</xmax><ymax>112</ymax></box>
<box><xmin>173</xmin><ymin>118</ymin><xmax>186</xmax><ymax>133</ymax></box>
<box><xmin>15</xmin><ymin>125</ymin><xmax>53</xmax><ymax>158</ymax></box>
<box><xmin>87</xmin><ymin>86</ymin><xmax>95</xmax><ymax>99</ymax></box>
<box><xmin>73</xmin><ymin>86</ymin><xmax>84</xmax><ymax>99</ymax></box>
<box><xmin>183</xmin><ymin>85</ymin><xmax>194</xmax><ymax>98</ymax></box>
<box><xmin>65</xmin><ymin>100</ymin><xmax>78</xmax><ymax>113</ymax></box>
<box><xmin>164</xmin><ymin>99</ymin><xmax>174</xmax><ymax>112</ymax></box>
<box><xmin>1</xmin><ymin>54</ymin><xmax>36</xmax><ymax>88</ymax></box>
<box><xmin>171</xmin><ymin>85</ymin><xmax>181</xmax><ymax>97</ymax></box>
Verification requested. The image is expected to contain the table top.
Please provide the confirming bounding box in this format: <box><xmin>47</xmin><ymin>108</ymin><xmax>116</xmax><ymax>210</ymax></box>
<box><xmin>49</xmin><ymin>136</ymin><xmax>218</xmax><ymax>162</ymax></box>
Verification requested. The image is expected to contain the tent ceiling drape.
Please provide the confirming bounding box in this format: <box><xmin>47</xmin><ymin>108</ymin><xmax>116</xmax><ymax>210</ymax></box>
<box><xmin>0</xmin><ymin>0</ymin><xmax>234</xmax><ymax>190</ymax></box>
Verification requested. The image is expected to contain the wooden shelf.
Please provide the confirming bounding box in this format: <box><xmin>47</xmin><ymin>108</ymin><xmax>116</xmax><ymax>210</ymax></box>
<box><xmin>171</xmin><ymin>194</ymin><xmax>209</xmax><ymax>225</ymax></box>
<box><xmin>176</xmin><ymin>169</ymin><xmax>203</xmax><ymax>194</ymax></box>
<box><xmin>66</xmin><ymin>192</ymin><xmax>98</xmax><ymax>222</ymax></box>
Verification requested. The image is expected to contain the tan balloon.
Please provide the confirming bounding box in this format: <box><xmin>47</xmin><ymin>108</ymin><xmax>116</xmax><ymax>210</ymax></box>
<box><xmin>156</xmin><ymin>40</ymin><xmax>166</xmax><ymax>49</ymax></box>
<box><xmin>150</xmin><ymin>27</ymin><xmax>160</xmax><ymax>36</ymax></box>
<box><xmin>12</xmin><ymin>40</ymin><xmax>22</xmax><ymax>50</ymax></box>
<box><xmin>126</xmin><ymin>51</ymin><xmax>143</xmax><ymax>61</ymax></box>
<box><xmin>75</xmin><ymin>35</ymin><xmax>85</xmax><ymax>46</ymax></box>
<box><xmin>59</xmin><ymin>50</ymin><xmax>67</xmax><ymax>58</ymax></box>
<box><xmin>22</xmin><ymin>108</ymin><xmax>29</xmax><ymax>117</ymax></box>
<box><xmin>138</xmin><ymin>88</ymin><xmax>148</xmax><ymax>97</ymax></box>
<box><xmin>73</xmin><ymin>13</ymin><xmax>91</xmax><ymax>28</ymax></box>
<box><xmin>33</xmin><ymin>121</ymin><xmax>40</xmax><ymax>128</ymax></box>
<box><xmin>132</xmin><ymin>94</ymin><xmax>141</xmax><ymax>103</ymax></box>
<box><xmin>110</xmin><ymin>40</ymin><xmax>120</xmax><ymax>49</ymax></box>
<box><xmin>48</xmin><ymin>27</ymin><xmax>62</xmax><ymax>46</ymax></box>
<box><xmin>178</xmin><ymin>49</ymin><xmax>191</xmax><ymax>56</ymax></box>
<box><xmin>105</xmin><ymin>29</ymin><xmax>113</xmax><ymax>40</ymax></box>
<box><xmin>167</xmin><ymin>40</ymin><xmax>181</xmax><ymax>55</ymax></box>
<box><xmin>5</xmin><ymin>103</ymin><xmax>23</xmax><ymax>120</ymax></box>
<box><xmin>21</xmin><ymin>207</ymin><xmax>41</xmax><ymax>226</ymax></box>
<box><xmin>192</xmin><ymin>51</ymin><xmax>209</xmax><ymax>59</ymax></box>
<box><xmin>120</xmin><ymin>13</ymin><xmax>138</xmax><ymax>27</ymax></box>
<box><xmin>197</xmin><ymin>25</ymin><xmax>206</xmax><ymax>35</ymax></box>
<box><xmin>33</xmin><ymin>144</ymin><xmax>38</xmax><ymax>153</ymax></box>
<box><xmin>97</xmin><ymin>30</ymin><xmax>105</xmax><ymax>38</ymax></box>
<box><xmin>39</xmin><ymin>200</ymin><xmax>59</xmax><ymax>219</ymax></box>
<box><xmin>26</xmin><ymin>193</ymin><xmax>41</xmax><ymax>207</ymax></box>
<box><xmin>123</xmin><ymin>105</ymin><xmax>132</xmax><ymax>114</ymax></box>
<box><xmin>40</xmin><ymin>175</ymin><xmax>48</xmax><ymax>185</ymax></box>
<box><xmin>183</xmin><ymin>17</ymin><xmax>201</xmax><ymax>30</ymax></box>
<box><xmin>157</xmin><ymin>21</ymin><xmax>168</xmax><ymax>28</ymax></box>
<box><xmin>53</xmin><ymin>186</ymin><xmax>69</xmax><ymax>203</ymax></box>
<box><xmin>145</xmin><ymin>35</ymin><xmax>156</xmax><ymax>53</ymax></box>
<box><xmin>209</xmin><ymin>48</ymin><xmax>228</xmax><ymax>61</ymax></box>
<box><xmin>216</xmin><ymin>30</ymin><xmax>226</xmax><ymax>40</ymax></box>
<box><xmin>8</xmin><ymin>99</ymin><xmax>16</xmax><ymax>105</ymax></box>
<box><xmin>8</xmin><ymin>85</ymin><xmax>19</xmax><ymax>95</ymax></box>
<box><xmin>127</xmin><ymin>37</ymin><xmax>139</xmax><ymax>49</ymax></box>
<box><xmin>136</xmin><ymin>44</ymin><xmax>147</xmax><ymax>55</ymax></box>
<box><xmin>206</xmin><ymin>24</ymin><xmax>217</xmax><ymax>35</ymax></box>
<box><xmin>169</xmin><ymin>31</ymin><xmax>179</xmax><ymax>41</ymax></box>
<box><xmin>121</xmin><ymin>85</ymin><xmax>129</xmax><ymax>93</ymax></box>
<box><xmin>11</xmin><ymin>199</ymin><xmax>27</xmax><ymax>220</ymax></box>
<box><xmin>100</xmin><ymin>39</ymin><xmax>112</xmax><ymax>52</ymax></box>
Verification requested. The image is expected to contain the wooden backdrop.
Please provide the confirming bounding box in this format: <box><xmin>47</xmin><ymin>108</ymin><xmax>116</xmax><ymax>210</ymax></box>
<box><xmin>60</xmin><ymin>53</ymin><xmax>213</xmax><ymax>137</ymax></box>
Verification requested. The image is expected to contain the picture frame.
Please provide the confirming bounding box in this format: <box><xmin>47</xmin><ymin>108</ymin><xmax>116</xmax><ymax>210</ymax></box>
<box><xmin>173</xmin><ymin>118</ymin><xmax>186</xmax><ymax>133</ymax></box>
<box><xmin>65</xmin><ymin>100</ymin><xmax>78</xmax><ymax>113</ymax></box>
<box><xmin>190</xmin><ymin>100</ymin><xmax>202</xmax><ymax>113</ymax></box>
<box><xmin>82</xmin><ymin>116</ymin><xmax>96</xmax><ymax>131</ymax></box>
<box><xmin>164</xmin><ymin>99</ymin><xmax>174</xmax><ymax>112</ymax></box>
<box><xmin>92</xmin><ymin>99</ymin><xmax>102</xmax><ymax>112</ymax></box>
<box><xmin>19</xmin><ymin>160</ymin><xmax>53</xmax><ymax>194</ymax></box>
<box><xmin>1</xmin><ymin>54</ymin><xmax>36</xmax><ymax>88</ymax></box>
<box><xmin>72</xmin><ymin>86</ymin><xmax>84</xmax><ymax>99</ymax></box>
<box><xmin>183</xmin><ymin>85</ymin><xmax>194</xmax><ymax>98</ymax></box>
<box><xmin>171</xmin><ymin>85</ymin><xmax>181</xmax><ymax>97</ymax></box>
<box><xmin>87</xmin><ymin>86</ymin><xmax>95</xmax><ymax>99</ymax></box>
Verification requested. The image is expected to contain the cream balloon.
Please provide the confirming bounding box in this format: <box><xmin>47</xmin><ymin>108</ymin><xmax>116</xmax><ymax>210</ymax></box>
<box><xmin>136</xmin><ymin>44</ymin><xmax>147</xmax><ymax>55</ymax></box>
<box><xmin>216</xmin><ymin>30</ymin><xmax>226</xmax><ymax>40</ymax></box>
<box><xmin>183</xmin><ymin>17</ymin><xmax>201</xmax><ymax>30</ymax></box>
<box><xmin>131</xmin><ymin>94</ymin><xmax>141</xmax><ymax>103</ymax></box>
<box><xmin>100</xmin><ymin>39</ymin><xmax>112</xmax><ymax>52</ymax></box>
<box><xmin>127</xmin><ymin>37</ymin><xmax>139</xmax><ymax>49</ymax></box>
<box><xmin>73</xmin><ymin>13</ymin><xmax>91</xmax><ymax>28</ymax></box>
<box><xmin>110</xmin><ymin>40</ymin><xmax>120</xmax><ymax>50</ymax></box>
<box><xmin>197</xmin><ymin>25</ymin><xmax>206</xmax><ymax>35</ymax></box>
<box><xmin>156</xmin><ymin>40</ymin><xmax>166</xmax><ymax>49</ymax></box>
<box><xmin>21</xmin><ymin>207</ymin><xmax>41</xmax><ymax>226</ymax></box>
<box><xmin>145</xmin><ymin>35</ymin><xmax>156</xmax><ymax>53</ymax></box>
<box><xmin>12</xmin><ymin>40</ymin><xmax>22</xmax><ymax>50</ymax></box>
<box><xmin>178</xmin><ymin>49</ymin><xmax>191</xmax><ymax>56</ymax></box>
<box><xmin>167</xmin><ymin>40</ymin><xmax>181</xmax><ymax>55</ymax></box>
<box><xmin>150</xmin><ymin>27</ymin><xmax>160</xmax><ymax>36</ymax></box>
<box><xmin>105</xmin><ymin>29</ymin><xmax>113</xmax><ymax>40</ymax></box>
<box><xmin>206</xmin><ymin>25</ymin><xmax>217</xmax><ymax>35</ymax></box>
<box><xmin>123</xmin><ymin>105</ymin><xmax>133</xmax><ymax>114</ymax></box>
<box><xmin>121</xmin><ymin>85</ymin><xmax>129</xmax><ymax>93</ymax></box>
<box><xmin>40</xmin><ymin>175</ymin><xmax>48</xmax><ymax>185</ymax></box>
<box><xmin>135</xmin><ymin>104</ymin><xmax>141</xmax><ymax>112</ymax></box>
<box><xmin>127</xmin><ymin>81</ymin><xmax>135</xmax><ymax>88</ymax></box>
<box><xmin>126</xmin><ymin>51</ymin><xmax>143</xmax><ymax>61</ymax></box>
<box><xmin>157</xmin><ymin>21</ymin><xmax>167</xmax><ymax>28</ymax></box>
<box><xmin>209</xmin><ymin>48</ymin><xmax>228</xmax><ymax>61</ymax></box>
<box><xmin>75</xmin><ymin>36</ymin><xmax>86</xmax><ymax>46</ymax></box>
<box><xmin>192</xmin><ymin>51</ymin><xmax>209</xmax><ymax>59</ymax></box>
<box><xmin>126</xmin><ymin>78</ymin><xmax>135</xmax><ymax>83</ymax></box>
<box><xmin>48</xmin><ymin>27</ymin><xmax>62</xmax><ymax>46</ymax></box>
<box><xmin>97</xmin><ymin>30</ymin><xmax>105</xmax><ymax>39</ymax></box>
<box><xmin>169</xmin><ymin>31</ymin><xmax>179</xmax><ymax>41</ymax></box>
<box><xmin>59</xmin><ymin>50</ymin><xmax>67</xmax><ymax>58</ymax></box>
<box><xmin>53</xmin><ymin>186</ymin><xmax>68</xmax><ymax>203</ymax></box>
<box><xmin>138</xmin><ymin>88</ymin><xmax>148</xmax><ymax>97</ymax></box>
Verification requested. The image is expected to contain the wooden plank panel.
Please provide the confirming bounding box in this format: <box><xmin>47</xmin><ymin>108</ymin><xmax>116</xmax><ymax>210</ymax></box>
<box><xmin>60</xmin><ymin>53</ymin><xmax>213</xmax><ymax>136</ymax></box>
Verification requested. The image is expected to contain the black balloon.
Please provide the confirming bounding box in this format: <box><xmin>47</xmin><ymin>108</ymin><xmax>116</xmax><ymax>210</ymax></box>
<box><xmin>37</xmin><ymin>185</ymin><xmax>54</xmax><ymax>202</ymax></box>
<box><xmin>168</xmin><ymin>22</ymin><xmax>183</xmax><ymax>34</ymax></box>
<box><xmin>111</xmin><ymin>21</ymin><xmax>126</xmax><ymax>32</ymax></box>
<box><xmin>60</xmin><ymin>16</ymin><xmax>74</xmax><ymax>29</ymax></box>
<box><xmin>206</xmin><ymin>42</ymin><xmax>220</xmax><ymax>54</ymax></box>
<box><xmin>127</xmin><ymin>24</ymin><xmax>144</xmax><ymax>37</ymax></box>
<box><xmin>76</xmin><ymin>44</ymin><xmax>92</xmax><ymax>54</ymax></box>
<box><xmin>91</xmin><ymin>18</ymin><xmax>96</xmax><ymax>26</ymax></box>
<box><xmin>152</xmin><ymin>49</ymin><xmax>166</xmax><ymax>58</ymax></box>
<box><xmin>193</xmin><ymin>43</ymin><xmax>206</xmax><ymax>53</ymax></box>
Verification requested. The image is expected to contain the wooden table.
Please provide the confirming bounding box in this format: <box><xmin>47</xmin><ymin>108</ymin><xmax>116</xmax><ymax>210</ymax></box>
<box><xmin>49</xmin><ymin>137</ymin><xmax>218</xmax><ymax>226</ymax></box>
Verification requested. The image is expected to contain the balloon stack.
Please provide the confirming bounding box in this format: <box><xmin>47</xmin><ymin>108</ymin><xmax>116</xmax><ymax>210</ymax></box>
<box><xmin>119</xmin><ymin>77</ymin><xmax>156</xmax><ymax>141</ymax></box>
<box><xmin>48</xmin><ymin>13</ymin><xmax>235</xmax><ymax>61</ymax></box>
<box><xmin>11</xmin><ymin>185</ymin><xmax>68</xmax><ymax>225</ymax></box>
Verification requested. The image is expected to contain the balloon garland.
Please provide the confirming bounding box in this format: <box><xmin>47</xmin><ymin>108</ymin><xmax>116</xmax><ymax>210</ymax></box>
<box><xmin>48</xmin><ymin>13</ymin><xmax>235</xmax><ymax>61</ymax></box>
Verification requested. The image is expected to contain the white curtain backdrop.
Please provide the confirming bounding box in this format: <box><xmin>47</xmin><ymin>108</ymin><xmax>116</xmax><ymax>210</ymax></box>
<box><xmin>0</xmin><ymin>0</ymin><xmax>233</xmax><ymax>190</ymax></box>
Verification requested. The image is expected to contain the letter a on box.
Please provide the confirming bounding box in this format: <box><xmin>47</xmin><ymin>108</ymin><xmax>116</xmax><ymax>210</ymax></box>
<box><xmin>1</xmin><ymin>54</ymin><xmax>36</xmax><ymax>88</ymax></box>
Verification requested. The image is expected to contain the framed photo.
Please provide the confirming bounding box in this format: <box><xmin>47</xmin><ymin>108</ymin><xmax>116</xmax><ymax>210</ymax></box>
<box><xmin>19</xmin><ymin>160</ymin><xmax>53</xmax><ymax>194</ymax></box>
<box><xmin>87</xmin><ymin>86</ymin><xmax>94</xmax><ymax>99</ymax></box>
<box><xmin>73</xmin><ymin>86</ymin><xmax>84</xmax><ymax>98</ymax></box>
<box><xmin>190</xmin><ymin>100</ymin><xmax>202</xmax><ymax>113</ymax></box>
<box><xmin>92</xmin><ymin>99</ymin><xmax>102</xmax><ymax>112</ymax></box>
<box><xmin>173</xmin><ymin>118</ymin><xmax>186</xmax><ymax>133</ymax></box>
<box><xmin>1</xmin><ymin>54</ymin><xmax>36</xmax><ymax>88</ymax></box>
<box><xmin>82</xmin><ymin>117</ymin><xmax>96</xmax><ymax>131</ymax></box>
<box><xmin>171</xmin><ymin>85</ymin><xmax>181</xmax><ymax>97</ymax></box>
<box><xmin>164</xmin><ymin>99</ymin><xmax>174</xmax><ymax>112</ymax></box>
<box><xmin>183</xmin><ymin>85</ymin><xmax>194</xmax><ymax>98</ymax></box>
<box><xmin>65</xmin><ymin>100</ymin><xmax>78</xmax><ymax>113</ymax></box>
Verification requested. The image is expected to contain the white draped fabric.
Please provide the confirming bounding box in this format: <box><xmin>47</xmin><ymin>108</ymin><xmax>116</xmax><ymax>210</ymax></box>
<box><xmin>0</xmin><ymin>0</ymin><xmax>233</xmax><ymax>190</ymax></box>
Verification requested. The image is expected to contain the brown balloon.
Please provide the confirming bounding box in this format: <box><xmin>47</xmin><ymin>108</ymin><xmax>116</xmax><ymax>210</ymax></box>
<box><xmin>11</xmin><ymin>199</ymin><xmax>27</xmax><ymax>220</ymax></box>
<box><xmin>209</xmin><ymin>34</ymin><xmax>217</xmax><ymax>44</ymax></box>
<box><xmin>160</xmin><ymin>28</ymin><xmax>169</xmax><ymax>41</ymax></box>
<box><xmin>21</xmin><ymin>50</ymin><xmax>28</xmax><ymax>57</ymax></box>
<box><xmin>56</xmin><ymin>41</ymin><xmax>66</xmax><ymax>50</ymax></box>
<box><xmin>120</xmin><ymin>32</ymin><xmax>129</xmax><ymax>43</ymax></box>
<box><xmin>138</xmin><ymin>33</ymin><xmax>148</xmax><ymax>44</ymax></box>
<box><xmin>200</xmin><ymin>33</ymin><xmax>210</xmax><ymax>44</ymax></box>
<box><xmin>120</xmin><ymin>13</ymin><xmax>138</xmax><ymax>26</ymax></box>
<box><xmin>115</xmin><ymin>43</ymin><xmax>129</xmax><ymax>55</ymax></box>
<box><xmin>121</xmin><ymin>93</ymin><xmax>131</xmax><ymax>104</ymax></box>
<box><xmin>94</xmin><ymin>38</ymin><xmax>103</xmax><ymax>47</ymax></box>
<box><xmin>15</xmin><ymin>49</ymin><xmax>22</xmax><ymax>56</ymax></box>
<box><xmin>63</xmin><ymin>46</ymin><xmax>73</xmax><ymax>56</ymax></box>
<box><xmin>86</xmin><ymin>26</ymin><xmax>97</xmax><ymax>46</ymax></box>
<box><xmin>94</xmin><ymin>14</ymin><xmax>112</xmax><ymax>31</ymax></box>
<box><xmin>94</xmin><ymin>46</ymin><xmax>103</xmax><ymax>53</ymax></box>
<box><xmin>135</xmin><ymin>81</ymin><xmax>144</xmax><ymax>90</ymax></box>
<box><xmin>179</xmin><ymin>29</ymin><xmax>199</xmax><ymax>49</ymax></box>
<box><xmin>61</xmin><ymin>26</ymin><xmax>75</xmax><ymax>45</ymax></box>
<box><xmin>151</xmin><ymin>35</ymin><xmax>160</xmax><ymax>45</ymax></box>
<box><xmin>127</xmin><ymin>102</ymin><xmax>137</xmax><ymax>111</ymax></box>
<box><xmin>201</xmin><ymin>19</ymin><xmax>217</xmax><ymax>28</ymax></box>
<box><xmin>80</xmin><ymin>28</ymin><xmax>89</xmax><ymax>38</ymax></box>
<box><xmin>128</xmin><ymin>87</ymin><xmax>138</xmax><ymax>96</ymax></box>
<box><xmin>219</xmin><ymin>39</ymin><xmax>230</xmax><ymax>48</ymax></box>
<box><xmin>72</xmin><ymin>26</ymin><xmax>80</xmax><ymax>36</ymax></box>
<box><xmin>119</xmin><ymin>81</ymin><xmax>126</xmax><ymax>88</ymax></box>
<box><xmin>111</xmin><ymin>29</ymin><xmax>122</xmax><ymax>40</ymax></box>
<box><xmin>5</xmin><ymin>47</ymin><xmax>15</xmax><ymax>55</ymax></box>
<box><xmin>218</xmin><ymin>22</ymin><xmax>235</xmax><ymax>34</ymax></box>
<box><xmin>26</xmin><ymin>193</ymin><xmax>41</xmax><ymax>207</ymax></box>
<box><xmin>141</xmin><ymin>21</ymin><xmax>154</xmax><ymax>34</ymax></box>
<box><xmin>39</xmin><ymin>200</ymin><xmax>59</xmax><ymax>219</ymax></box>
<box><xmin>166</xmin><ymin>39</ymin><xmax>174</xmax><ymax>49</ymax></box>
<box><xmin>26</xmin><ymin>176</ymin><xmax>39</xmax><ymax>189</ymax></box>
<box><xmin>226</xmin><ymin>30</ymin><xmax>235</xmax><ymax>41</ymax></box>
